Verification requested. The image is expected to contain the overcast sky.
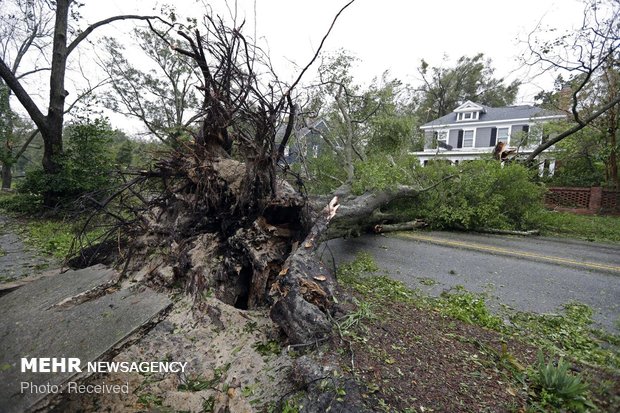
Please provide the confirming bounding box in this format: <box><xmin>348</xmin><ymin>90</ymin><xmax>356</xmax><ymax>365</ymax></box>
<box><xmin>15</xmin><ymin>0</ymin><xmax>591</xmax><ymax>133</ymax></box>
<box><xmin>80</xmin><ymin>0</ymin><xmax>586</xmax><ymax>96</ymax></box>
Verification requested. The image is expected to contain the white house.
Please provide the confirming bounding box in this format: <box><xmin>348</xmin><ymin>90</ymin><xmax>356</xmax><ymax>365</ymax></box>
<box><xmin>411</xmin><ymin>101</ymin><xmax>566</xmax><ymax>174</ymax></box>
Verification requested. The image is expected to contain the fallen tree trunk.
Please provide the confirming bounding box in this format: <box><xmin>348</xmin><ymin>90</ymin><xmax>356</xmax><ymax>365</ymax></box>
<box><xmin>312</xmin><ymin>185</ymin><xmax>419</xmax><ymax>239</ymax></box>
<box><xmin>477</xmin><ymin>228</ymin><xmax>540</xmax><ymax>236</ymax></box>
<box><xmin>374</xmin><ymin>219</ymin><xmax>427</xmax><ymax>233</ymax></box>
<box><xmin>269</xmin><ymin>197</ymin><xmax>340</xmax><ymax>344</ymax></box>
<box><xmin>314</xmin><ymin>178</ymin><xmax>453</xmax><ymax>240</ymax></box>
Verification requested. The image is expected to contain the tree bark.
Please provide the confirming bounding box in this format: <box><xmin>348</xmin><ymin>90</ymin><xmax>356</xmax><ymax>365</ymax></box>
<box><xmin>373</xmin><ymin>219</ymin><xmax>427</xmax><ymax>233</ymax></box>
<box><xmin>314</xmin><ymin>185</ymin><xmax>425</xmax><ymax>240</ymax></box>
<box><xmin>1</xmin><ymin>160</ymin><xmax>11</xmax><ymax>189</ymax></box>
<box><xmin>270</xmin><ymin>197</ymin><xmax>340</xmax><ymax>344</ymax></box>
<box><xmin>44</xmin><ymin>0</ymin><xmax>71</xmax><ymax>167</ymax></box>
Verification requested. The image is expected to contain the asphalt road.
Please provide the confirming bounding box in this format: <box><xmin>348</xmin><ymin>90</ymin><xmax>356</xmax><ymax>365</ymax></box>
<box><xmin>324</xmin><ymin>231</ymin><xmax>620</xmax><ymax>333</ymax></box>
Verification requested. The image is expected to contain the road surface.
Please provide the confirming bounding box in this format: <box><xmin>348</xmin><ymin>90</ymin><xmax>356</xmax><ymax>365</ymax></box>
<box><xmin>325</xmin><ymin>231</ymin><xmax>620</xmax><ymax>332</ymax></box>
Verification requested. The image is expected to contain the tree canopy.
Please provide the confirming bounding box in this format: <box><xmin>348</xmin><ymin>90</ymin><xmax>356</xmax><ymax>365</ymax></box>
<box><xmin>416</xmin><ymin>53</ymin><xmax>520</xmax><ymax>122</ymax></box>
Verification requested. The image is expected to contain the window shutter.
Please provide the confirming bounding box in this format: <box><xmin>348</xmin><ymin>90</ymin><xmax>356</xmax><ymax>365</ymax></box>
<box><xmin>490</xmin><ymin>128</ymin><xmax>497</xmax><ymax>146</ymax></box>
<box><xmin>457</xmin><ymin>130</ymin><xmax>463</xmax><ymax>148</ymax></box>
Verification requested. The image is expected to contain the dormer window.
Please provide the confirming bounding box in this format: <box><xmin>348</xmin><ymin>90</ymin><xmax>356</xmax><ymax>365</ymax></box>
<box><xmin>454</xmin><ymin>100</ymin><xmax>484</xmax><ymax>122</ymax></box>
<box><xmin>457</xmin><ymin>112</ymin><xmax>479</xmax><ymax>121</ymax></box>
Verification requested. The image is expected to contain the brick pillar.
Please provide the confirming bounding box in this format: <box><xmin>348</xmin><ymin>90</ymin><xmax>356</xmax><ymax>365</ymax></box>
<box><xmin>588</xmin><ymin>186</ymin><xmax>602</xmax><ymax>213</ymax></box>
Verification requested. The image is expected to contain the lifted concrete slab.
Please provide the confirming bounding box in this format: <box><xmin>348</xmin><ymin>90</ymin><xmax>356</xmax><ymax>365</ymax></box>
<box><xmin>0</xmin><ymin>266</ymin><xmax>171</xmax><ymax>413</ymax></box>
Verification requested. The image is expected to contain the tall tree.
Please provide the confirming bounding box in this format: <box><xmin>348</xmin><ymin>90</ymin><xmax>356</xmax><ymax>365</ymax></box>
<box><xmin>0</xmin><ymin>0</ymin><xmax>157</xmax><ymax>203</ymax></box>
<box><xmin>416</xmin><ymin>53</ymin><xmax>520</xmax><ymax>122</ymax></box>
<box><xmin>302</xmin><ymin>51</ymin><xmax>414</xmax><ymax>186</ymax></box>
<box><xmin>101</xmin><ymin>27</ymin><xmax>199</xmax><ymax>145</ymax></box>
<box><xmin>0</xmin><ymin>0</ymin><xmax>53</xmax><ymax>188</ymax></box>
<box><xmin>523</xmin><ymin>0</ymin><xmax>620</xmax><ymax>176</ymax></box>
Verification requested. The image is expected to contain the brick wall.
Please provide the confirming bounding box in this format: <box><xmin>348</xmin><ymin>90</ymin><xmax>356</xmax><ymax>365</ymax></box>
<box><xmin>545</xmin><ymin>187</ymin><xmax>620</xmax><ymax>215</ymax></box>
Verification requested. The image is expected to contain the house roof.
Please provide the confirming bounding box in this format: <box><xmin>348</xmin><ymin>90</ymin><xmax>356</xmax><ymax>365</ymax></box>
<box><xmin>453</xmin><ymin>100</ymin><xmax>485</xmax><ymax>113</ymax></box>
<box><xmin>421</xmin><ymin>102</ymin><xmax>565</xmax><ymax>128</ymax></box>
<box><xmin>275</xmin><ymin>118</ymin><xmax>328</xmax><ymax>141</ymax></box>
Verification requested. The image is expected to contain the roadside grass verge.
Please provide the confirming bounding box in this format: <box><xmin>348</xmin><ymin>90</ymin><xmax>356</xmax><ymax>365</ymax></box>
<box><xmin>535</xmin><ymin>211</ymin><xmax>620</xmax><ymax>243</ymax></box>
<box><xmin>21</xmin><ymin>220</ymin><xmax>77</xmax><ymax>259</ymax></box>
<box><xmin>0</xmin><ymin>192</ymin><xmax>103</xmax><ymax>260</ymax></box>
<box><xmin>336</xmin><ymin>252</ymin><xmax>620</xmax><ymax>412</ymax></box>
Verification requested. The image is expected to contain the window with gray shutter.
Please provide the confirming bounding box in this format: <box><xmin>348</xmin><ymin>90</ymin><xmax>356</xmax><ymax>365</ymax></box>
<box><xmin>490</xmin><ymin>127</ymin><xmax>497</xmax><ymax>146</ymax></box>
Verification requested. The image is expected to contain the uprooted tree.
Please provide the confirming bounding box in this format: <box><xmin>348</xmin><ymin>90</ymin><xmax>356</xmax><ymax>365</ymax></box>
<box><xmin>77</xmin><ymin>5</ymin><xmax>443</xmax><ymax>345</ymax></box>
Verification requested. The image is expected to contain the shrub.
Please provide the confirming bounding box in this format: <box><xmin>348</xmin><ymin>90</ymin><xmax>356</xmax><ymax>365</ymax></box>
<box><xmin>0</xmin><ymin>192</ymin><xmax>42</xmax><ymax>214</ymax></box>
<box><xmin>415</xmin><ymin>161</ymin><xmax>545</xmax><ymax>230</ymax></box>
<box><xmin>18</xmin><ymin>118</ymin><xmax>117</xmax><ymax>207</ymax></box>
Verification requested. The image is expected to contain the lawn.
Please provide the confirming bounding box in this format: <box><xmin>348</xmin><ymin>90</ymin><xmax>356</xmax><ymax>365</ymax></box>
<box><xmin>536</xmin><ymin>211</ymin><xmax>620</xmax><ymax>243</ymax></box>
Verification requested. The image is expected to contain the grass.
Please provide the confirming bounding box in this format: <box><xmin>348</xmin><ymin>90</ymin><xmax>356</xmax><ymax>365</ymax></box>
<box><xmin>340</xmin><ymin>253</ymin><xmax>620</xmax><ymax>369</ymax></box>
<box><xmin>536</xmin><ymin>210</ymin><xmax>620</xmax><ymax>243</ymax></box>
<box><xmin>0</xmin><ymin>192</ymin><xmax>106</xmax><ymax>260</ymax></box>
<box><xmin>22</xmin><ymin>220</ymin><xmax>76</xmax><ymax>259</ymax></box>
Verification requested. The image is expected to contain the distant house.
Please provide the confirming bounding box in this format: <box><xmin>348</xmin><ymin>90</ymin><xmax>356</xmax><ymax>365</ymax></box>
<box><xmin>279</xmin><ymin>118</ymin><xmax>330</xmax><ymax>163</ymax></box>
<box><xmin>411</xmin><ymin>101</ymin><xmax>565</xmax><ymax>174</ymax></box>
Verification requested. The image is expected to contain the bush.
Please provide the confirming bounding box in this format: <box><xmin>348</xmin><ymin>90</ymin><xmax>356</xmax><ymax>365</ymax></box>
<box><xmin>415</xmin><ymin>161</ymin><xmax>545</xmax><ymax>231</ymax></box>
<box><xmin>0</xmin><ymin>192</ymin><xmax>42</xmax><ymax>214</ymax></box>
<box><xmin>18</xmin><ymin>118</ymin><xmax>117</xmax><ymax>207</ymax></box>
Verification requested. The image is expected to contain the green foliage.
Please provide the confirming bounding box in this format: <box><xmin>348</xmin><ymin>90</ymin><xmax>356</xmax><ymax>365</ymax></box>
<box><xmin>103</xmin><ymin>28</ymin><xmax>199</xmax><ymax>145</ymax></box>
<box><xmin>202</xmin><ymin>396</ymin><xmax>216</xmax><ymax>412</ymax></box>
<box><xmin>337</xmin><ymin>252</ymin><xmax>379</xmax><ymax>276</ymax></box>
<box><xmin>366</xmin><ymin>84</ymin><xmax>417</xmax><ymax>155</ymax></box>
<box><xmin>415</xmin><ymin>161</ymin><xmax>545</xmax><ymax>230</ymax></box>
<box><xmin>280</xmin><ymin>399</ymin><xmax>301</xmax><ymax>413</ymax></box>
<box><xmin>177</xmin><ymin>376</ymin><xmax>216</xmax><ymax>392</ymax></box>
<box><xmin>304</xmin><ymin>152</ymin><xmax>348</xmax><ymax>194</ymax></box>
<box><xmin>531</xmin><ymin>352</ymin><xmax>594</xmax><ymax>412</ymax></box>
<box><xmin>416</xmin><ymin>53</ymin><xmax>520</xmax><ymax>119</ymax></box>
<box><xmin>137</xmin><ymin>393</ymin><xmax>163</xmax><ymax>408</ymax></box>
<box><xmin>544</xmin><ymin>127</ymin><xmax>607</xmax><ymax>187</ymax></box>
<box><xmin>18</xmin><ymin>118</ymin><xmax>117</xmax><ymax>206</ymax></box>
<box><xmin>351</xmin><ymin>154</ymin><xmax>419</xmax><ymax>194</ymax></box>
<box><xmin>306</xmin><ymin>50</ymin><xmax>419</xmax><ymax>187</ymax></box>
<box><xmin>435</xmin><ymin>286</ymin><xmax>504</xmax><ymax>330</ymax></box>
<box><xmin>338</xmin><ymin>253</ymin><xmax>619</xmax><ymax>375</ymax></box>
<box><xmin>336</xmin><ymin>298</ymin><xmax>375</xmax><ymax>333</ymax></box>
<box><xmin>114</xmin><ymin>139</ymin><xmax>134</xmax><ymax>167</ymax></box>
<box><xmin>337</xmin><ymin>252</ymin><xmax>419</xmax><ymax>303</ymax></box>
<box><xmin>178</xmin><ymin>364</ymin><xmax>230</xmax><ymax>392</ymax></box>
<box><xmin>253</xmin><ymin>340</ymin><xmax>281</xmax><ymax>357</ymax></box>
<box><xmin>510</xmin><ymin>303</ymin><xmax>620</xmax><ymax>368</ymax></box>
<box><xmin>0</xmin><ymin>192</ymin><xmax>42</xmax><ymax>214</ymax></box>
